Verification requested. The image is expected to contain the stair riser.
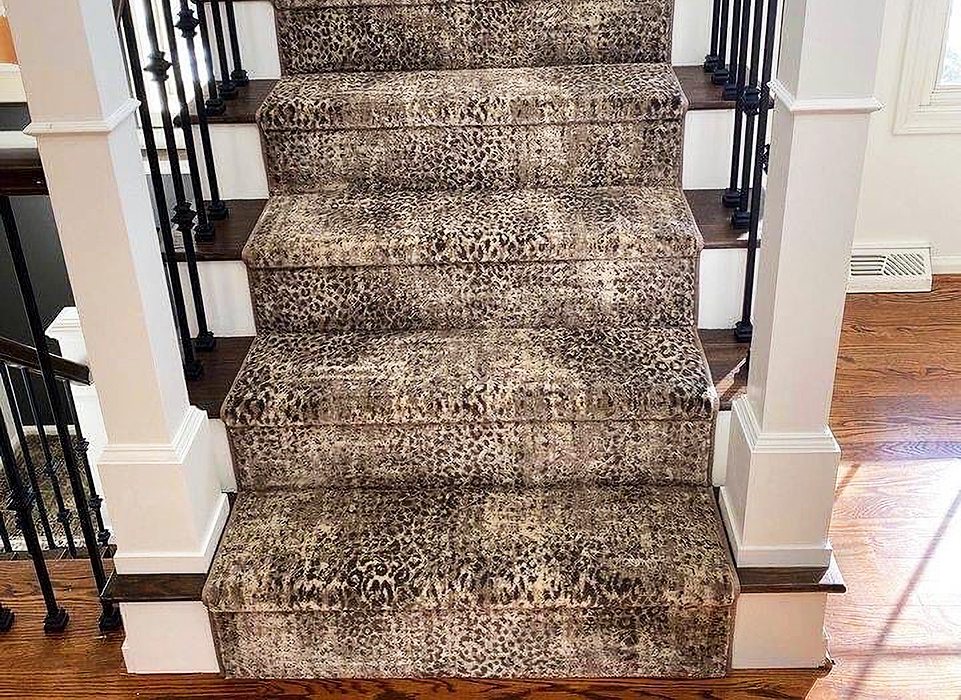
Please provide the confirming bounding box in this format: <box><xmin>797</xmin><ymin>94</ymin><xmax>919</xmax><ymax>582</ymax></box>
<box><xmin>227</xmin><ymin>419</ymin><xmax>713</xmax><ymax>490</ymax></box>
<box><xmin>263</xmin><ymin>121</ymin><xmax>683</xmax><ymax>194</ymax></box>
<box><xmin>275</xmin><ymin>0</ymin><xmax>671</xmax><ymax>74</ymax></box>
<box><xmin>248</xmin><ymin>258</ymin><xmax>697</xmax><ymax>332</ymax></box>
<box><xmin>212</xmin><ymin>605</ymin><xmax>732</xmax><ymax>678</ymax></box>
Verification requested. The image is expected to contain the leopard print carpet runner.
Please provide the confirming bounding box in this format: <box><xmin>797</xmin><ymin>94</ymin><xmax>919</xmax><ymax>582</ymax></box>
<box><xmin>203</xmin><ymin>0</ymin><xmax>738</xmax><ymax>678</ymax></box>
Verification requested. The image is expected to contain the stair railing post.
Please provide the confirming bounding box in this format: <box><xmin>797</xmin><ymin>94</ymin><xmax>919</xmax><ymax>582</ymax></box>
<box><xmin>192</xmin><ymin>0</ymin><xmax>224</xmax><ymax>115</ymax></box>
<box><xmin>723</xmin><ymin>0</ymin><xmax>756</xmax><ymax>211</ymax></box>
<box><xmin>207</xmin><ymin>0</ymin><xmax>237</xmax><ymax>99</ymax></box>
<box><xmin>63</xmin><ymin>379</ymin><xmax>110</xmax><ymax>546</ymax></box>
<box><xmin>712</xmin><ymin>0</ymin><xmax>732</xmax><ymax>85</ymax></box>
<box><xmin>7</xmin><ymin>0</ymin><xmax>230</xmax><ymax>669</ymax></box>
<box><xmin>704</xmin><ymin>0</ymin><xmax>723</xmax><ymax>72</ymax></box>
<box><xmin>721</xmin><ymin>0</ymin><xmax>884</xmax><ymax>578</ymax></box>
<box><xmin>119</xmin><ymin>2</ymin><xmax>203</xmax><ymax>380</ymax></box>
<box><xmin>223</xmin><ymin>2</ymin><xmax>248</xmax><ymax>86</ymax></box>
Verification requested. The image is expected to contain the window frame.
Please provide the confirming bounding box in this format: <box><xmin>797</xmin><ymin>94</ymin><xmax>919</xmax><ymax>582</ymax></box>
<box><xmin>896</xmin><ymin>0</ymin><xmax>961</xmax><ymax>134</ymax></box>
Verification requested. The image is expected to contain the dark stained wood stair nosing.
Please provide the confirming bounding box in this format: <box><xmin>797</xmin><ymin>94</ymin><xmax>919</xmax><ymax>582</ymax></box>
<box><xmin>105</xmin><ymin>543</ymin><xmax>843</xmax><ymax>605</ymax></box>
<box><xmin>167</xmin><ymin>190</ymin><xmax>747</xmax><ymax>266</ymax></box>
<box><xmin>202</xmin><ymin>68</ymin><xmax>732</xmax><ymax>127</ymax></box>
<box><xmin>187</xmin><ymin>331</ymin><xmax>748</xmax><ymax>418</ymax></box>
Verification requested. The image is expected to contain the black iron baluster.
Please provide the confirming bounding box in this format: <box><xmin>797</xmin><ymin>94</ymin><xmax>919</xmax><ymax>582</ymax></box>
<box><xmin>119</xmin><ymin>3</ymin><xmax>203</xmax><ymax>380</ymax></box>
<box><xmin>223</xmin><ymin>2</ymin><xmax>248</xmax><ymax>86</ymax></box>
<box><xmin>20</xmin><ymin>370</ymin><xmax>76</xmax><ymax>557</ymax></box>
<box><xmin>62</xmin><ymin>380</ymin><xmax>110</xmax><ymax>546</ymax></box>
<box><xmin>192</xmin><ymin>0</ymin><xmax>224</xmax><ymax>115</ymax></box>
<box><xmin>158</xmin><ymin>1</ymin><xmax>216</xmax><ymax>244</ymax></box>
<box><xmin>732</xmin><ymin>0</ymin><xmax>767</xmax><ymax>230</ymax></box>
<box><xmin>139</xmin><ymin>0</ymin><xmax>216</xmax><ymax>356</ymax></box>
<box><xmin>712</xmin><ymin>0</ymin><xmax>732</xmax><ymax>85</ymax></box>
<box><xmin>723</xmin><ymin>0</ymin><xmax>756</xmax><ymax>212</ymax></box>
<box><xmin>704</xmin><ymin>0</ymin><xmax>723</xmax><ymax>72</ymax></box>
<box><xmin>208</xmin><ymin>1</ymin><xmax>237</xmax><ymax>99</ymax></box>
<box><xmin>1</xmin><ymin>197</ymin><xmax>121</xmax><ymax>632</ymax></box>
<box><xmin>735</xmin><ymin>0</ymin><xmax>780</xmax><ymax>344</ymax></box>
<box><xmin>175</xmin><ymin>0</ymin><xmax>228</xmax><ymax>222</ymax></box>
<box><xmin>0</xmin><ymin>507</ymin><xmax>11</xmax><ymax>553</ymax></box>
<box><xmin>723</xmin><ymin>0</ymin><xmax>744</xmax><ymax>100</ymax></box>
<box><xmin>0</xmin><ymin>601</ymin><xmax>11</xmax><ymax>632</ymax></box>
<box><xmin>1</xmin><ymin>366</ymin><xmax>56</xmax><ymax>549</ymax></box>
<box><xmin>0</xmin><ymin>410</ymin><xmax>65</xmax><ymax>631</ymax></box>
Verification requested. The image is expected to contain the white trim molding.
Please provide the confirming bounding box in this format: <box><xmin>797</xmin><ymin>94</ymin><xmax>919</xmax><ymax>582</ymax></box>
<box><xmin>98</xmin><ymin>406</ymin><xmax>230</xmax><ymax>574</ymax></box>
<box><xmin>24</xmin><ymin>97</ymin><xmax>140</xmax><ymax>136</ymax></box>
<box><xmin>733</xmin><ymin>392</ymin><xmax>840</xmax><ymax>454</ymax></box>
<box><xmin>769</xmin><ymin>79</ymin><xmax>883</xmax><ymax>116</ymax></box>
<box><xmin>895</xmin><ymin>0</ymin><xmax>961</xmax><ymax>134</ymax></box>
<box><xmin>721</xmin><ymin>397</ymin><xmax>839</xmax><ymax>569</ymax></box>
<box><xmin>720</xmin><ymin>488</ymin><xmax>834</xmax><ymax>567</ymax></box>
<box><xmin>933</xmin><ymin>255</ymin><xmax>961</xmax><ymax>273</ymax></box>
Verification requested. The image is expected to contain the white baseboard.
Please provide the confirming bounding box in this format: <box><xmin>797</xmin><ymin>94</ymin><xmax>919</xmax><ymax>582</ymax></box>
<box><xmin>933</xmin><ymin>255</ymin><xmax>961</xmax><ymax>274</ymax></box>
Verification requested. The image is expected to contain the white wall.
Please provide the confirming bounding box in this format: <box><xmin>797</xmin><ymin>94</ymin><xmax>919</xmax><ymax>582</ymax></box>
<box><xmin>855</xmin><ymin>0</ymin><xmax>961</xmax><ymax>273</ymax></box>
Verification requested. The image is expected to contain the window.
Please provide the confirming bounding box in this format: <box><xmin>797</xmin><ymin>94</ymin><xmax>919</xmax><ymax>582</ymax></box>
<box><xmin>941</xmin><ymin>0</ymin><xmax>961</xmax><ymax>85</ymax></box>
<box><xmin>896</xmin><ymin>0</ymin><xmax>961</xmax><ymax>134</ymax></box>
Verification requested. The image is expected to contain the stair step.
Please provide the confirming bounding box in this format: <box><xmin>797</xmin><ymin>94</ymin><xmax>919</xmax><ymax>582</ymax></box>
<box><xmin>203</xmin><ymin>484</ymin><xmax>738</xmax><ymax>678</ymax></box>
<box><xmin>244</xmin><ymin>186</ymin><xmax>701</xmax><ymax>332</ymax></box>
<box><xmin>274</xmin><ymin>0</ymin><xmax>673</xmax><ymax>74</ymax></box>
<box><xmin>222</xmin><ymin>327</ymin><xmax>716</xmax><ymax>490</ymax></box>
<box><xmin>223</xmin><ymin>326</ymin><xmax>716</xmax><ymax>427</ymax></box>
<box><xmin>258</xmin><ymin>63</ymin><xmax>686</xmax><ymax>193</ymax></box>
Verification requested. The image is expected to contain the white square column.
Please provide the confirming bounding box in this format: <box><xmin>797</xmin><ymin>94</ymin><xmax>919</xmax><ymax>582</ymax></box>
<box><xmin>721</xmin><ymin>0</ymin><xmax>886</xmax><ymax>568</ymax></box>
<box><xmin>6</xmin><ymin>0</ymin><xmax>230</xmax><ymax>668</ymax></box>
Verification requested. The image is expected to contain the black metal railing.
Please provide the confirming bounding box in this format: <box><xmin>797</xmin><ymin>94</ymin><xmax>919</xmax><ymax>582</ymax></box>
<box><xmin>114</xmin><ymin>0</ymin><xmax>252</xmax><ymax>380</ymax></box>
<box><xmin>704</xmin><ymin>0</ymin><xmax>781</xmax><ymax>343</ymax></box>
<box><xmin>0</xmin><ymin>197</ymin><xmax>120</xmax><ymax>634</ymax></box>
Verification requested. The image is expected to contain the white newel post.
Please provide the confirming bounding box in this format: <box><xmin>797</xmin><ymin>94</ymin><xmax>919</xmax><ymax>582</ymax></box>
<box><xmin>723</xmin><ymin>0</ymin><xmax>886</xmax><ymax>670</ymax></box>
<box><xmin>720</xmin><ymin>0</ymin><xmax>885</xmax><ymax>567</ymax></box>
<box><xmin>7</xmin><ymin>0</ymin><xmax>227</xmax><ymax>673</ymax></box>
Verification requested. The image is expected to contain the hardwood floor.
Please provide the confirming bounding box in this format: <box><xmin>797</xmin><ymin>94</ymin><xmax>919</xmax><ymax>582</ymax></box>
<box><xmin>812</xmin><ymin>275</ymin><xmax>961</xmax><ymax>699</ymax></box>
<box><xmin>2</xmin><ymin>278</ymin><xmax>961</xmax><ymax>698</ymax></box>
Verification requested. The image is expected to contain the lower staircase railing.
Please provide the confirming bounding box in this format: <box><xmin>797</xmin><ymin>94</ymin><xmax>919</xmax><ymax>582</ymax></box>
<box><xmin>704</xmin><ymin>0</ymin><xmax>782</xmax><ymax>343</ymax></box>
<box><xmin>0</xmin><ymin>196</ymin><xmax>120</xmax><ymax>633</ymax></box>
<box><xmin>113</xmin><ymin>0</ymin><xmax>252</xmax><ymax>381</ymax></box>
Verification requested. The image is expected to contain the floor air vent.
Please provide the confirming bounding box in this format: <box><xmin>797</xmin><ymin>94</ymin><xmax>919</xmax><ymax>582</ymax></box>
<box><xmin>848</xmin><ymin>246</ymin><xmax>932</xmax><ymax>293</ymax></box>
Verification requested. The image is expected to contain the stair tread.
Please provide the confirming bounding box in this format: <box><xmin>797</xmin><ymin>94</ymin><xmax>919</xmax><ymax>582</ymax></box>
<box><xmin>222</xmin><ymin>326</ymin><xmax>717</xmax><ymax>428</ymax></box>
<box><xmin>203</xmin><ymin>484</ymin><xmax>737</xmax><ymax>613</ymax></box>
<box><xmin>257</xmin><ymin>62</ymin><xmax>686</xmax><ymax>132</ymax></box>
<box><xmin>276</xmin><ymin>0</ymin><xmax>668</xmax><ymax>9</ymax></box>
<box><xmin>244</xmin><ymin>186</ymin><xmax>701</xmax><ymax>270</ymax></box>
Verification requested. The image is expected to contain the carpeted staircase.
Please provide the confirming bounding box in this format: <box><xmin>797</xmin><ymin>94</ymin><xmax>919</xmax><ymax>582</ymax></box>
<box><xmin>203</xmin><ymin>0</ymin><xmax>739</xmax><ymax>678</ymax></box>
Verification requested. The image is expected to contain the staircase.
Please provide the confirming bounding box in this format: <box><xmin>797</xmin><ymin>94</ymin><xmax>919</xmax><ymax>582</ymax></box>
<box><xmin>203</xmin><ymin>0</ymin><xmax>739</xmax><ymax>679</ymax></box>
